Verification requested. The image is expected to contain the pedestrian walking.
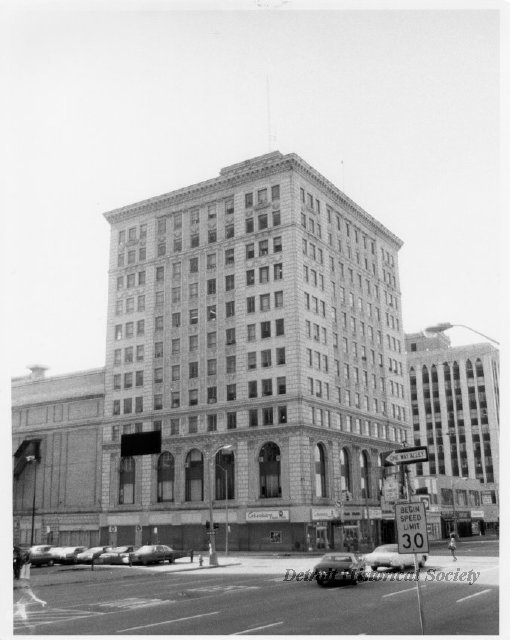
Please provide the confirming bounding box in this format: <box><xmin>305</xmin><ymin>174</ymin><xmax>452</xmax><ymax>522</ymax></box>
<box><xmin>13</xmin><ymin>547</ymin><xmax>47</xmax><ymax>631</ymax></box>
<box><xmin>448</xmin><ymin>535</ymin><xmax>457</xmax><ymax>561</ymax></box>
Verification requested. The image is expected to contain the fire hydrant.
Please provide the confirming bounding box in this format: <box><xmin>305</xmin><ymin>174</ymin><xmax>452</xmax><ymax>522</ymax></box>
<box><xmin>198</xmin><ymin>554</ymin><xmax>204</xmax><ymax>567</ymax></box>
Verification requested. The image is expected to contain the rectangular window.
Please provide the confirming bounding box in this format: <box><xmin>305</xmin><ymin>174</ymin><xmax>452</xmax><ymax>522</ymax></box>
<box><xmin>207</xmin><ymin>305</ymin><xmax>216</xmax><ymax>321</ymax></box>
<box><xmin>225</xmin><ymin>274</ymin><xmax>235</xmax><ymax>291</ymax></box>
<box><xmin>207</xmin><ymin>253</ymin><xmax>216</xmax><ymax>270</ymax></box>
<box><xmin>124</xmin><ymin>347</ymin><xmax>133</xmax><ymax>363</ymax></box>
<box><xmin>262</xmin><ymin>379</ymin><xmax>273</xmax><ymax>396</ymax></box>
<box><xmin>190</xmin><ymin>233</ymin><xmax>199</xmax><ymax>248</ymax></box>
<box><xmin>247</xmin><ymin>324</ymin><xmax>256</xmax><ymax>341</ymax></box>
<box><xmin>123</xmin><ymin>398</ymin><xmax>132</xmax><ymax>414</ymax></box>
<box><xmin>207</xmin><ymin>278</ymin><xmax>216</xmax><ymax>295</ymax></box>
<box><xmin>225</xmin><ymin>224</ymin><xmax>234</xmax><ymax>239</ymax></box>
<box><xmin>207</xmin><ymin>332</ymin><xmax>217</xmax><ymax>349</ymax></box>
<box><xmin>136</xmin><ymin>345</ymin><xmax>144</xmax><ymax>362</ymax></box>
<box><xmin>262</xmin><ymin>407</ymin><xmax>274</xmax><ymax>425</ymax></box>
<box><xmin>278</xmin><ymin>406</ymin><xmax>287</xmax><ymax>423</ymax></box>
<box><xmin>261</xmin><ymin>321</ymin><xmax>271</xmax><ymax>339</ymax></box>
<box><xmin>189</xmin><ymin>389</ymin><xmax>198</xmax><ymax>406</ymax></box>
<box><xmin>246</xmin><ymin>269</ymin><xmax>255</xmax><ymax>286</ymax></box>
<box><xmin>258</xmin><ymin>214</ymin><xmax>268</xmax><ymax>230</ymax></box>
<box><xmin>225</xmin><ymin>248</ymin><xmax>235</xmax><ymax>265</ymax></box>
<box><xmin>277</xmin><ymin>377</ymin><xmax>286</xmax><ymax>394</ymax></box>
<box><xmin>275</xmin><ymin>319</ymin><xmax>285</xmax><ymax>336</ymax></box>
<box><xmin>274</xmin><ymin>291</ymin><xmax>283</xmax><ymax>308</ymax></box>
<box><xmin>246</xmin><ymin>218</ymin><xmax>254</xmax><ymax>233</ymax></box>
<box><xmin>245</xmin><ymin>192</ymin><xmax>253</xmax><ymax>208</ymax></box>
<box><xmin>259</xmin><ymin>239</ymin><xmax>269</xmax><ymax>256</ymax></box>
<box><xmin>189</xmin><ymin>361</ymin><xmax>198</xmax><ymax>378</ymax></box>
<box><xmin>227</xmin><ymin>412</ymin><xmax>237</xmax><ymax>430</ymax></box>
<box><xmin>113</xmin><ymin>374</ymin><xmax>121</xmax><ymax>390</ymax></box>
<box><xmin>124</xmin><ymin>372</ymin><xmax>133</xmax><ymax>389</ymax></box>
<box><xmin>170</xmin><ymin>418</ymin><xmax>179</xmax><ymax>435</ymax></box>
<box><xmin>208</xmin><ymin>229</ymin><xmax>217</xmax><ymax>243</ymax></box>
<box><xmin>248</xmin><ymin>380</ymin><xmax>257</xmax><ymax>398</ymax></box>
<box><xmin>226</xmin><ymin>384</ymin><xmax>236</xmax><ymax>401</ymax></box>
<box><xmin>274</xmin><ymin>263</ymin><xmax>283</xmax><ymax>280</ymax></box>
<box><xmin>137</xmin><ymin>319</ymin><xmax>145</xmax><ymax>335</ymax></box>
<box><xmin>135</xmin><ymin>397</ymin><xmax>143</xmax><ymax>413</ymax></box>
<box><xmin>189</xmin><ymin>257</ymin><xmax>198</xmax><ymax>273</ymax></box>
<box><xmin>189</xmin><ymin>309</ymin><xmax>198</xmax><ymax>325</ymax></box>
<box><xmin>273</xmin><ymin>236</ymin><xmax>282</xmax><ymax>252</ymax></box>
<box><xmin>259</xmin><ymin>266</ymin><xmax>269</xmax><ymax>283</ymax></box>
<box><xmin>189</xmin><ymin>283</ymin><xmax>198</xmax><ymax>299</ymax></box>
<box><xmin>207</xmin><ymin>387</ymin><xmax>217</xmax><ymax>404</ymax></box>
<box><xmin>226</xmin><ymin>301</ymin><xmax>235</xmax><ymax>317</ymax></box>
<box><xmin>261</xmin><ymin>349</ymin><xmax>272</xmax><ymax>368</ymax></box>
<box><xmin>260</xmin><ymin>294</ymin><xmax>270</xmax><ymax>312</ymax></box>
<box><xmin>226</xmin><ymin>355</ymin><xmax>236</xmax><ymax>374</ymax></box>
<box><xmin>172</xmin><ymin>312</ymin><xmax>181</xmax><ymax>328</ymax></box>
<box><xmin>171</xmin><ymin>391</ymin><xmax>180</xmax><ymax>408</ymax></box>
<box><xmin>154</xmin><ymin>368</ymin><xmax>163</xmax><ymax>384</ymax></box>
<box><xmin>249</xmin><ymin>409</ymin><xmax>258</xmax><ymax>427</ymax></box>
<box><xmin>276</xmin><ymin>347</ymin><xmax>286</xmax><ymax>365</ymax></box>
<box><xmin>247</xmin><ymin>352</ymin><xmax>257</xmax><ymax>369</ymax></box>
<box><xmin>271</xmin><ymin>184</ymin><xmax>280</xmax><ymax>201</ymax></box>
<box><xmin>207</xmin><ymin>359</ymin><xmax>217</xmax><ymax>376</ymax></box>
<box><xmin>226</xmin><ymin>328</ymin><xmax>236</xmax><ymax>345</ymax></box>
<box><xmin>247</xmin><ymin>296</ymin><xmax>256</xmax><ymax>313</ymax></box>
<box><xmin>207</xmin><ymin>414</ymin><xmax>217</xmax><ymax>432</ymax></box>
<box><xmin>273</xmin><ymin>210</ymin><xmax>281</xmax><ymax>226</ymax></box>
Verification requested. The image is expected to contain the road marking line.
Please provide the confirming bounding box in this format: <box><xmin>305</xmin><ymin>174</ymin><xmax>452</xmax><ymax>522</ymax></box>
<box><xmin>457</xmin><ymin>589</ymin><xmax>492</xmax><ymax>603</ymax></box>
<box><xmin>115</xmin><ymin>610</ymin><xmax>220</xmax><ymax>632</ymax></box>
<box><xmin>382</xmin><ymin>586</ymin><xmax>421</xmax><ymax>598</ymax></box>
<box><xmin>233</xmin><ymin>621</ymin><xmax>284</xmax><ymax>634</ymax></box>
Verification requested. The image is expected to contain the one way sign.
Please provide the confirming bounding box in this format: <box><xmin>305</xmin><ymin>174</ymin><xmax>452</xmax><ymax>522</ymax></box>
<box><xmin>383</xmin><ymin>446</ymin><xmax>429</xmax><ymax>466</ymax></box>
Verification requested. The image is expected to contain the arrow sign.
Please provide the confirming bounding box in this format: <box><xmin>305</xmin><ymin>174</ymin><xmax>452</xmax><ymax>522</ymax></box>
<box><xmin>385</xmin><ymin>446</ymin><xmax>429</xmax><ymax>466</ymax></box>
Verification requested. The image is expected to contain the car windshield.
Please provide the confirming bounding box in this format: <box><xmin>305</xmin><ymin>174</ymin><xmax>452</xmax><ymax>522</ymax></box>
<box><xmin>110</xmin><ymin>546</ymin><xmax>129</xmax><ymax>553</ymax></box>
<box><xmin>136</xmin><ymin>546</ymin><xmax>153</xmax><ymax>552</ymax></box>
<box><xmin>85</xmin><ymin>547</ymin><xmax>104</xmax><ymax>554</ymax></box>
<box><xmin>321</xmin><ymin>555</ymin><xmax>354</xmax><ymax>562</ymax></box>
<box><xmin>373</xmin><ymin>545</ymin><xmax>398</xmax><ymax>553</ymax></box>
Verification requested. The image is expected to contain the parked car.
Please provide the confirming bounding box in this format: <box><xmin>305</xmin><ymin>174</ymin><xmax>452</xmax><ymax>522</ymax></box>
<box><xmin>313</xmin><ymin>553</ymin><xmax>365</xmax><ymax>587</ymax></box>
<box><xmin>76</xmin><ymin>546</ymin><xmax>112</xmax><ymax>564</ymax></box>
<box><xmin>50</xmin><ymin>546</ymin><xmax>86</xmax><ymax>564</ymax></box>
<box><xmin>97</xmin><ymin>546</ymin><xmax>135</xmax><ymax>564</ymax></box>
<box><xmin>363</xmin><ymin>544</ymin><xmax>427</xmax><ymax>571</ymax></box>
<box><xmin>128</xmin><ymin>544</ymin><xmax>180</xmax><ymax>565</ymax></box>
<box><xmin>29</xmin><ymin>545</ymin><xmax>55</xmax><ymax>567</ymax></box>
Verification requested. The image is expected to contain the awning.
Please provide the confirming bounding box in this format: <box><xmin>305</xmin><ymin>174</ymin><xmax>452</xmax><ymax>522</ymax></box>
<box><xmin>13</xmin><ymin>439</ymin><xmax>41</xmax><ymax>477</ymax></box>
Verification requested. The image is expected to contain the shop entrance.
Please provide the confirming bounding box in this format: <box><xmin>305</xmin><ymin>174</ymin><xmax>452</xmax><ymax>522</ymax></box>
<box><xmin>316</xmin><ymin>526</ymin><xmax>328</xmax><ymax>549</ymax></box>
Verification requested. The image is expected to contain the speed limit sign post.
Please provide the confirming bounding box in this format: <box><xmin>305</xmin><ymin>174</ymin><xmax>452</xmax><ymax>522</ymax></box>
<box><xmin>395</xmin><ymin>502</ymin><xmax>429</xmax><ymax>554</ymax></box>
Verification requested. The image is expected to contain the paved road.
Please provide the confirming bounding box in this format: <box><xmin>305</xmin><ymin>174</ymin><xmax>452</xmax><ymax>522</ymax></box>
<box><xmin>13</xmin><ymin>542</ymin><xmax>499</xmax><ymax>635</ymax></box>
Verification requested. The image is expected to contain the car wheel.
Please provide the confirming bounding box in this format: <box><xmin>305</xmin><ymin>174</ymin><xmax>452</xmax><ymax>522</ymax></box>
<box><xmin>48</xmin><ymin>560</ymin><xmax>54</xmax><ymax>567</ymax></box>
<box><xmin>316</xmin><ymin>577</ymin><xmax>333</xmax><ymax>588</ymax></box>
<box><xmin>371</xmin><ymin>565</ymin><xmax>379</xmax><ymax>571</ymax></box>
<box><xmin>398</xmin><ymin>564</ymin><xmax>405</xmax><ymax>573</ymax></box>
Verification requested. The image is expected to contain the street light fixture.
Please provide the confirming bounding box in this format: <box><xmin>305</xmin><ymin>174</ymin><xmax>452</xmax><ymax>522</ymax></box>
<box><xmin>207</xmin><ymin>444</ymin><xmax>233</xmax><ymax>566</ymax></box>
<box><xmin>216</xmin><ymin>448</ymin><xmax>234</xmax><ymax>557</ymax></box>
<box><xmin>424</xmin><ymin>323</ymin><xmax>499</xmax><ymax>346</ymax></box>
<box><xmin>26</xmin><ymin>455</ymin><xmax>38</xmax><ymax>546</ymax></box>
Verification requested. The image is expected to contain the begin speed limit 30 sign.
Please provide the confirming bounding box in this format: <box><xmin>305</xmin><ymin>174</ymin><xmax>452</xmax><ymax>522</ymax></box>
<box><xmin>395</xmin><ymin>502</ymin><xmax>429</xmax><ymax>554</ymax></box>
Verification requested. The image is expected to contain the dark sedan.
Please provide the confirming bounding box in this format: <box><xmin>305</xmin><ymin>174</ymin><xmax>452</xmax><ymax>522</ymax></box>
<box><xmin>128</xmin><ymin>544</ymin><xmax>176</xmax><ymax>565</ymax></box>
<box><xmin>313</xmin><ymin>553</ymin><xmax>365</xmax><ymax>587</ymax></box>
<box><xmin>29</xmin><ymin>545</ymin><xmax>55</xmax><ymax>567</ymax></box>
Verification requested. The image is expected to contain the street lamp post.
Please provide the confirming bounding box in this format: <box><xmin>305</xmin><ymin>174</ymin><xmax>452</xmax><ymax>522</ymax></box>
<box><xmin>450</xmin><ymin>476</ymin><xmax>468</xmax><ymax>537</ymax></box>
<box><xmin>207</xmin><ymin>444</ymin><xmax>233</xmax><ymax>566</ymax></box>
<box><xmin>26</xmin><ymin>455</ymin><xmax>38</xmax><ymax>546</ymax></box>
<box><xmin>424</xmin><ymin>322</ymin><xmax>499</xmax><ymax>346</ymax></box>
<box><xmin>215</xmin><ymin>462</ymin><xmax>230</xmax><ymax>556</ymax></box>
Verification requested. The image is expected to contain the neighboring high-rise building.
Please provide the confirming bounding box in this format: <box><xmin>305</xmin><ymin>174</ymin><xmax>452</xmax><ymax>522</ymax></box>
<box><xmin>100</xmin><ymin>151</ymin><xmax>410</xmax><ymax>551</ymax></box>
<box><xmin>405</xmin><ymin>332</ymin><xmax>499</xmax><ymax>539</ymax></box>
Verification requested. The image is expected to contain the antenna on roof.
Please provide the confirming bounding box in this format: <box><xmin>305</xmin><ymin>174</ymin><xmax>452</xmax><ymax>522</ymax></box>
<box><xmin>266</xmin><ymin>70</ymin><xmax>277</xmax><ymax>152</ymax></box>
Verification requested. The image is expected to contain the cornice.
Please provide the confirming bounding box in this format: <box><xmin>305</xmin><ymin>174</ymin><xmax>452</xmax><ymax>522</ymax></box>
<box><xmin>102</xmin><ymin>152</ymin><xmax>404</xmax><ymax>249</ymax></box>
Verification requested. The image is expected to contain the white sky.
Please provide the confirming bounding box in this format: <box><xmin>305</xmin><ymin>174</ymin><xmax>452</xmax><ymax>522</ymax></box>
<box><xmin>3</xmin><ymin>0</ymin><xmax>503</xmax><ymax>378</ymax></box>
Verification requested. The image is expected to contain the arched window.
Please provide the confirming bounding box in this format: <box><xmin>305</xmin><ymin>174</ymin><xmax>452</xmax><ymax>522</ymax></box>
<box><xmin>378</xmin><ymin>453</ymin><xmax>384</xmax><ymax>494</ymax></box>
<box><xmin>215</xmin><ymin>449</ymin><xmax>235</xmax><ymax>500</ymax></box>
<box><xmin>119</xmin><ymin>457</ymin><xmax>135</xmax><ymax>504</ymax></box>
<box><xmin>422</xmin><ymin>365</ymin><xmax>429</xmax><ymax>384</ymax></box>
<box><xmin>475</xmin><ymin>358</ymin><xmax>484</xmax><ymax>380</ymax></box>
<box><xmin>340</xmin><ymin>448</ymin><xmax>351</xmax><ymax>495</ymax></box>
<box><xmin>431</xmin><ymin>364</ymin><xmax>438</xmax><ymax>383</ymax></box>
<box><xmin>185</xmin><ymin>449</ymin><xmax>203</xmax><ymax>502</ymax></box>
<box><xmin>157</xmin><ymin>451</ymin><xmax>174</xmax><ymax>502</ymax></box>
<box><xmin>360</xmin><ymin>450</ymin><xmax>370</xmax><ymax>499</ymax></box>
<box><xmin>259</xmin><ymin>442</ymin><xmax>281</xmax><ymax>498</ymax></box>
<box><xmin>466</xmin><ymin>359</ymin><xmax>474</xmax><ymax>379</ymax></box>
<box><xmin>315</xmin><ymin>444</ymin><xmax>327</xmax><ymax>497</ymax></box>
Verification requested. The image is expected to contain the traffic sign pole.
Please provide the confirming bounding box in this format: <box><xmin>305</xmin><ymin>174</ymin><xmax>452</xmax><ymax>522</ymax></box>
<box><xmin>405</xmin><ymin>467</ymin><xmax>425</xmax><ymax>635</ymax></box>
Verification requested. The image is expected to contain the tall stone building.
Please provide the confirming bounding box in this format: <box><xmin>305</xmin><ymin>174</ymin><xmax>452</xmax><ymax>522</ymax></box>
<box><xmin>405</xmin><ymin>332</ymin><xmax>499</xmax><ymax>539</ymax></box>
<box><xmin>100</xmin><ymin>151</ymin><xmax>410</xmax><ymax>551</ymax></box>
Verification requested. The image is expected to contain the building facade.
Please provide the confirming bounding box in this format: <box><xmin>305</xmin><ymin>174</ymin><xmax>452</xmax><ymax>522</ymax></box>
<box><xmin>13</xmin><ymin>151</ymin><xmax>412</xmax><ymax>551</ymax></box>
<box><xmin>12</xmin><ymin>366</ymin><xmax>105</xmax><ymax>547</ymax></box>
<box><xmin>405</xmin><ymin>332</ymin><xmax>499</xmax><ymax>539</ymax></box>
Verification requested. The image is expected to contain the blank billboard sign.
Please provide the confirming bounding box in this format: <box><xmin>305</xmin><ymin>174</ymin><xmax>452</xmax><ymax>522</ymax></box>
<box><xmin>121</xmin><ymin>430</ymin><xmax>161</xmax><ymax>457</ymax></box>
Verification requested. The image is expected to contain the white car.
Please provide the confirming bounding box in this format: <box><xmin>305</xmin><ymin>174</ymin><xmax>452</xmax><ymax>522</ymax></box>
<box><xmin>363</xmin><ymin>544</ymin><xmax>427</xmax><ymax>571</ymax></box>
<box><xmin>50</xmin><ymin>546</ymin><xmax>86</xmax><ymax>564</ymax></box>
